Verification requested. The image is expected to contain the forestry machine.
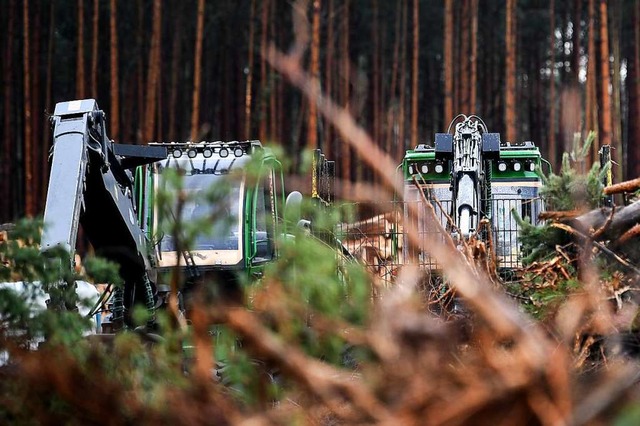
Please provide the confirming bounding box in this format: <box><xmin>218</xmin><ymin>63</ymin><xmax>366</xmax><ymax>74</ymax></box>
<box><xmin>401</xmin><ymin>114</ymin><xmax>545</xmax><ymax>271</ymax></box>
<box><xmin>40</xmin><ymin>99</ymin><xmax>331</xmax><ymax>331</ymax></box>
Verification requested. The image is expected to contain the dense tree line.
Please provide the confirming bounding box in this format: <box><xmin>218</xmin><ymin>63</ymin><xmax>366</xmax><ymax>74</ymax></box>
<box><xmin>1</xmin><ymin>0</ymin><xmax>639</xmax><ymax>222</ymax></box>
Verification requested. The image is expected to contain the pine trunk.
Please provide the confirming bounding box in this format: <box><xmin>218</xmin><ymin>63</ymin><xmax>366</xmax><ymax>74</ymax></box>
<box><xmin>324</xmin><ymin>0</ymin><xmax>334</xmax><ymax>158</ymax></box>
<box><xmin>42</xmin><ymin>0</ymin><xmax>54</xmax><ymax>207</ymax></box>
<box><xmin>586</xmin><ymin>0</ymin><xmax>598</xmax><ymax>157</ymax></box>
<box><xmin>470</xmin><ymin>0</ymin><xmax>478</xmax><ymax>113</ymax></box>
<box><xmin>258</xmin><ymin>0</ymin><xmax>269</xmax><ymax>143</ymax></box>
<box><xmin>308</xmin><ymin>0</ymin><xmax>321</xmax><ymax>150</ymax></box>
<box><xmin>341</xmin><ymin>0</ymin><xmax>351</xmax><ymax>188</ymax></box>
<box><xmin>598</xmin><ymin>0</ymin><xmax>612</xmax><ymax>154</ymax></box>
<box><xmin>3</xmin><ymin>0</ymin><xmax>16</xmax><ymax>220</ymax></box>
<box><xmin>571</xmin><ymin>0</ymin><xmax>582</xmax><ymax>83</ymax></box>
<box><xmin>190</xmin><ymin>0</ymin><xmax>205</xmax><ymax>141</ymax></box>
<box><xmin>24</xmin><ymin>0</ymin><xmax>33</xmax><ymax>216</ymax></box>
<box><xmin>635</xmin><ymin>0</ymin><xmax>640</xmax><ymax>177</ymax></box>
<box><xmin>109</xmin><ymin>0</ymin><xmax>119</xmax><ymax>140</ymax></box>
<box><xmin>549</xmin><ymin>0</ymin><xmax>556</xmax><ymax>169</ymax></box>
<box><xmin>444</xmin><ymin>0</ymin><xmax>453</xmax><ymax>126</ymax></box>
<box><xmin>268</xmin><ymin>0</ymin><xmax>277</xmax><ymax>141</ymax></box>
<box><xmin>31</xmin><ymin>2</ymin><xmax>41</xmax><ymax>210</ymax></box>
<box><xmin>410</xmin><ymin>0</ymin><xmax>419</xmax><ymax>150</ymax></box>
<box><xmin>372</xmin><ymin>0</ymin><xmax>380</xmax><ymax>148</ymax></box>
<box><xmin>460</xmin><ymin>0</ymin><xmax>469</xmax><ymax>113</ymax></box>
<box><xmin>244</xmin><ymin>0</ymin><xmax>256</xmax><ymax>140</ymax></box>
<box><xmin>387</xmin><ymin>3</ymin><xmax>401</xmax><ymax>158</ymax></box>
<box><xmin>453</xmin><ymin>6</ymin><xmax>460</xmax><ymax>116</ymax></box>
<box><xmin>168</xmin><ymin>2</ymin><xmax>181</xmax><ymax>142</ymax></box>
<box><xmin>76</xmin><ymin>0</ymin><xmax>85</xmax><ymax>99</ymax></box>
<box><xmin>610</xmin><ymin>0</ymin><xmax>623</xmax><ymax>180</ymax></box>
<box><xmin>144</xmin><ymin>1</ymin><xmax>161</xmax><ymax>143</ymax></box>
<box><xmin>628</xmin><ymin>0</ymin><xmax>640</xmax><ymax>178</ymax></box>
<box><xmin>91</xmin><ymin>0</ymin><xmax>99</xmax><ymax>98</ymax></box>
<box><xmin>505</xmin><ymin>0</ymin><xmax>517</xmax><ymax>142</ymax></box>
<box><xmin>136</xmin><ymin>0</ymin><xmax>144</xmax><ymax>143</ymax></box>
<box><xmin>397</xmin><ymin>0</ymin><xmax>407</xmax><ymax>160</ymax></box>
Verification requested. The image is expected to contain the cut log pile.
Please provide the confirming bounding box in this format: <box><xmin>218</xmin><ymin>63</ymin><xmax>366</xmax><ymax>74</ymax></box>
<box><xmin>340</xmin><ymin>212</ymin><xmax>402</xmax><ymax>283</ymax></box>
<box><xmin>534</xmin><ymin>175</ymin><xmax>640</xmax><ymax>265</ymax></box>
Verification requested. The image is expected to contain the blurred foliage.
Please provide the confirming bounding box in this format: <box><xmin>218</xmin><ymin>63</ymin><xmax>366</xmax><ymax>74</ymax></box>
<box><xmin>508</xmin><ymin>132</ymin><xmax>615</xmax><ymax>320</ymax></box>
<box><xmin>0</xmin><ymin>154</ymin><xmax>375</xmax><ymax>423</ymax></box>
<box><xmin>3</xmin><ymin>144</ymin><xmax>640</xmax><ymax>424</ymax></box>
<box><xmin>519</xmin><ymin>131</ymin><xmax>606</xmax><ymax>265</ymax></box>
<box><xmin>540</xmin><ymin>132</ymin><xmax>607</xmax><ymax>212</ymax></box>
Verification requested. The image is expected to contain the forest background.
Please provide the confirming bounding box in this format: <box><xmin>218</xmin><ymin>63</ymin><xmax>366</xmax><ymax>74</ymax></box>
<box><xmin>1</xmin><ymin>0</ymin><xmax>639</xmax><ymax>221</ymax></box>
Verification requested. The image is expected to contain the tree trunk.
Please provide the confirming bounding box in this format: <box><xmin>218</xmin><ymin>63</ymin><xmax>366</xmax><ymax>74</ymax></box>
<box><xmin>598</xmin><ymin>0</ymin><xmax>612</xmax><ymax>154</ymax></box>
<box><xmin>144</xmin><ymin>1</ymin><xmax>161</xmax><ymax>143</ymax></box>
<box><xmin>571</xmin><ymin>0</ymin><xmax>582</xmax><ymax>83</ymax></box>
<box><xmin>397</xmin><ymin>0</ymin><xmax>407</xmax><ymax>160</ymax></box>
<box><xmin>586</xmin><ymin>0</ymin><xmax>598</xmax><ymax>162</ymax></box>
<box><xmin>453</xmin><ymin>5</ymin><xmax>460</xmax><ymax>116</ymax></box>
<box><xmin>190</xmin><ymin>0</ymin><xmax>205</xmax><ymax>141</ymax></box>
<box><xmin>410</xmin><ymin>0</ymin><xmax>419</xmax><ymax>150</ymax></box>
<box><xmin>76</xmin><ymin>0</ymin><xmax>85</xmax><ymax>99</ymax></box>
<box><xmin>244</xmin><ymin>0</ymin><xmax>256</xmax><ymax>140</ymax></box>
<box><xmin>258</xmin><ymin>0</ymin><xmax>269</xmax><ymax>143</ymax></box>
<box><xmin>372</xmin><ymin>0</ymin><xmax>380</xmax><ymax>148</ymax></box>
<box><xmin>109</xmin><ymin>0</ymin><xmax>119</xmax><ymax>140</ymax></box>
<box><xmin>505</xmin><ymin>0</ymin><xmax>517</xmax><ymax>143</ymax></box>
<box><xmin>460</xmin><ymin>0</ymin><xmax>469</xmax><ymax>113</ymax></box>
<box><xmin>637</xmin><ymin>0</ymin><xmax>640</xmax><ymax>150</ymax></box>
<box><xmin>549</xmin><ymin>0</ymin><xmax>557</xmax><ymax>170</ymax></box>
<box><xmin>136</xmin><ymin>0</ymin><xmax>144</xmax><ymax>143</ymax></box>
<box><xmin>24</xmin><ymin>0</ymin><xmax>33</xmax><ymax>216</ymax></box>
<box><xmin>307</xmin><ymin>0</ymin><xmax>321</xmax><ymax>150</ymax></box>
<box><xmin>470</xmin><ymin>0</ymin><xmax>478</xmax><ymax>114</ymax></box>
<box><xmin>387</xmin><ymin>3</ymin><xmax>401</xmax><ymax>158</ymax></box>
<box><xmin>324</xmin><ymin>0</ymin><xmax>334</xmax><ymax>158</ymax></box>
<box><xmin>573</xmin><ymin>200</ymin><xmax>640</xmax><ymax>243</ymax></box>
<box><xmin>91</xmin><ymin>0</ymin><xmax>99</xmax><ymax>98</ymax></box>
<box><xmin>42</xmin><ymin>0</ymin><xmax>54</xmax><ymax>207</ymax></box>
<box><xmin>168</xmin><ymin>1</ymin><xmax>181</xmax><ymax>142</ymax></box>
<box><xmin>341</xmin><ymin>0</ymin><xmax>351</xmax><ymax>189</ymax></box>
<box><xmin>444</xmin><ymin>0</ymin><xmax>453</xmax><ymax>126</ymax></box>
<box><xmin>610</xmin><ymin>0</ymin><xmax>623</xmax><ymax>181</ymax></box>
<box><xmin>268</xmin><ymin>0</ymin><xmax>277</xmax><ymax>141</ymax></box>
<box><xmin>3</xmin><ymin>0</ymin><xmax>16</xmax><ymax>220</ymax></box>
<box><xmin>31</xmin><ymin>2</ymin><xmax>41</xmax><ymax>210</ymax></box>
<box><xmin>156</xmin><ymin>49</ymin><xmax>163</xmax><ymax>141</ymax></box>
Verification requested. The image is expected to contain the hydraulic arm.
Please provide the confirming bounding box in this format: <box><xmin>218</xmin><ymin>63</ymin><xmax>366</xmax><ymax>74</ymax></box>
<box><xmin>41</xmin><ymin>99</ymin><xmax>166</xmax><ymax>325</ymax></box>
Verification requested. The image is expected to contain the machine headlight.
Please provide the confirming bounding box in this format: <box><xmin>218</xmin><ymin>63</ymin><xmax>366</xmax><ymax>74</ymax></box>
<box><xmin>497</xmin><ymin>161</ymin><xmax>507</xmax><ymax>172</ymax></box>
<box><xmin>408</xmin><ymin>165</ymin><xmax>415</xmax><ymax>175</ymax></box>
<box><xmin>187</xmin><ymin>149</ymin><xmax>198</xmax><ymax>158</ymax></box>
<box><xmin>420</xmin><ymin>164</ymin><xmax>429</xmax><ymax>174</ymax></box>
<box><xmin>513</xmin><ymin>161</ymin><xmax>522</xmax><ymax>172</ymax></box>
<box><xmin>171</xmin><ymin>148</ymin><xmax>182</xmax><ymax>158</ymax></box>
<box><xmin>435</xmin><ymin>164</ymin><xmax>444</xmax><ymax>174</ymax></box>
<box><xmin>219</xmin><ymin>147</ymin><xmax>229</xmax><ymax>158</ymax></box>
<box><xmin>234</xmin><ymin>147</ymin><xmax>244</xmax><ymax>157</ymax></box>
<box><xmin>203</xmin><ymin>148</ymin><xmax>213</xmax><ymax>158</ymax></box>
<box><xmin>527</xmin><ymin>161</ymin><xmax>536</xmax><ymax>172</ymax></box>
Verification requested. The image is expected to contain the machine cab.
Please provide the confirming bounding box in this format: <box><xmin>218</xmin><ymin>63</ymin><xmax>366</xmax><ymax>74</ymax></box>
<box><xmin>134</xmin><ymin>141</ymin><xmax>283</xmax><ymax>276</ymax></box>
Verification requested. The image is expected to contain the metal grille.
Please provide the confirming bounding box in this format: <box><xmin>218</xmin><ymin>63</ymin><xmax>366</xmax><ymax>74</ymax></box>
<box><xmin>337</xmin><ymin>197</ymin><xmax>542</xmax><ymax>285</ymax></box>
<box><xmin>337</xmin><ymin>202</ymin><xmax>403</xmax><ymax>284</ymax></box>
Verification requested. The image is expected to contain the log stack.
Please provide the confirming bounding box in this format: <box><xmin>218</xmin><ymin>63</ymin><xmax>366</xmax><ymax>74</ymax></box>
<box><xmin>340</xmin><ymin>212</ymin><xmax>402</xmax><ymax>283</ymax></box>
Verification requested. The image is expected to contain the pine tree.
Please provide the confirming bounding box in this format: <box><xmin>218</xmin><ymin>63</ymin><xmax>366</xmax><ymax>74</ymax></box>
<box><xmin>190</xmin><ymin>0</ymin><xmax>205</xmax><ymax>141</ymax></box>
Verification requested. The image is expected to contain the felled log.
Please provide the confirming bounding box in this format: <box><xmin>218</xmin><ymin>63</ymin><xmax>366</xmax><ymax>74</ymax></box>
<box><xmin>604</xmin><ymin>177</ymin><xmax>640</xmax><ymax>195</ymax></box>
<box><xmin>340</xmin><ymin>212</ymin><xmax>399</xmax><ymax>237</ymax></box>
<box><xmin>538</xmin><ymin>210</ymin><xmax>584</xmax><ymax>221</ymax></box>
<box><xmin>571</xmin><ymin>200</ymin><xmax>640</xmax><ymax>241</ymax></box>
